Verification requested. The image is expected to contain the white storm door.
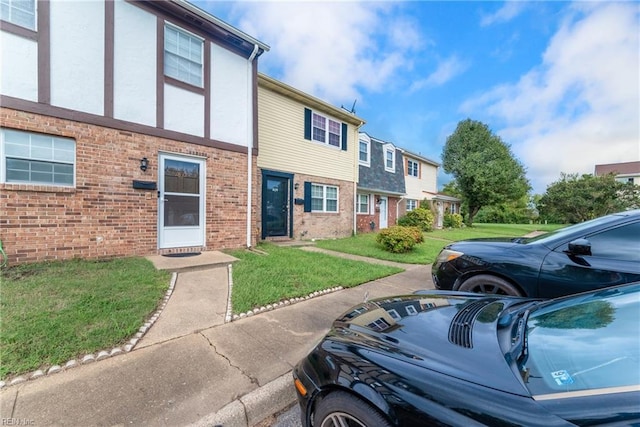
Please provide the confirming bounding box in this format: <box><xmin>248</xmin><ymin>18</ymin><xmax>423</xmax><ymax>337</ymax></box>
<box><xmin>379</xmin><ymin>196</ymin><xmax>388</xmax><ymax>229</ymax></box>
<box><xmin>158</xmin><ymin>153</ymin><xmax>205</xmax><ymax>249</ymax></box>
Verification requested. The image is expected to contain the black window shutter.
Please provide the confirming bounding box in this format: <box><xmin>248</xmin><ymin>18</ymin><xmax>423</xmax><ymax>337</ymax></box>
<box><xmin>304</xmin><ymin>182</ymin><xmax>312</xmax><ymax>212</ymax></box>
<box><xmin>341</xmin><ymin>123</ymin><xmax>348</xmax><ymax>151</ymax></box>
<box><xmin>304</xmin><ymin>108</ymin><xmax>312</xmax><ymax>140</ymax></box>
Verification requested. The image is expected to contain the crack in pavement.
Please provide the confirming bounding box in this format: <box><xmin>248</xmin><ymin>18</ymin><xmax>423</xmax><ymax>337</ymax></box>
<box><xmin>198</xmin><ymin>332</ymin><xmax>260</xmax><ymax>386</ymax></box>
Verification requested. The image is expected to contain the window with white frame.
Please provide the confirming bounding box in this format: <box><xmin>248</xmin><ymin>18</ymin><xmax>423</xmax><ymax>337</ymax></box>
<box><xmin>0</xmin><ymin>0</ymin><xmax>36</xmax><ymax>30</ymax></box>
<box><xmin>406</xmin><ymin>199</ymin><xmax>418</xmax><ymax>212</ymax></box>
<box><xmin>1</xmin><ymin>128</ymin><xmax>75</xmax><ymax>186</ymax></box>
<box><xmin>356</xmin><ymin>194</ymin><xmax>369</xmax><ymax>214</ymax></box>
<box><xmin>312</xmin><ymin>112</ymin><xmax>341</xmax><ymax>147</ymax></box>
<box><xmin>384</xmin><ymin>146</ymin><xmax>395</xmax><ymax>172</ymax></box>
<box><xmin>407</xmin><ymin>159</ymin><xmax>419</xmax><ymax>177</ymax></box>
<box><xmin>311</xmin><ymin>184</ymin><xmax>338</xmax><ymax>212</ymax></box>
<box><xmin>387</xmin><ymin>309</ymin><xmax>401</xmax><ymax>321</ymax></box>
<box><xmin>359</xmin><ymin>139</ymin><xmax>370</xmax><ymax>165</ymax></box>
<box><xmin>405</xmin><ymin>305</ymin><xmax>418</xmax><ymax>316</ymax></box>
<box><xmin>164</xmin><ymin>23</ymin><xmax>204</xmax><ymax>87</ymax></box>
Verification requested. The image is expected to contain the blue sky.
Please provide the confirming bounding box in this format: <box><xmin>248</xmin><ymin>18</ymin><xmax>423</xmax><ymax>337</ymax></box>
<box><xmin>194</xmin><ymin>1</ymin><xmax>639</xmax><ymax>194</ymax></box>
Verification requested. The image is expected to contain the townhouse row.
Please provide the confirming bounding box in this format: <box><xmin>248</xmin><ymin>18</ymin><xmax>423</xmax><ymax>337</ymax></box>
<box><xmin>0</xmin><ymin>0</ymin><xmax>459</xmax><ymax>264</ymax></box>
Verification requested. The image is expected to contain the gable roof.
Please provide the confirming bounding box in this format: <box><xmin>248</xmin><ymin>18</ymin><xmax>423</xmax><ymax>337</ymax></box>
<box><xmin>401</xmin><ymin>148</ymin><xmax>440</xmax><ymax>168</ymax></box>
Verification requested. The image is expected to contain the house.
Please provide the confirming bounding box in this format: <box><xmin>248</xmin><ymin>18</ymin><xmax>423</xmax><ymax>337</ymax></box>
<box><xmin>400</xmin><ymin>149</ymin><xmax>439</xmax><ymax>213</ymax></box>
<box><xmin>356</xmin><ymin>133</ymin><xmax>406</xmax><ymax>232</ymax></box>
<box><xmin>0</xmin><ymin>0</ymin><xmax>269</xmax><ymax>264</ymax></box>
<box><xmin>257</xmin><ymin>74</ymin><xmax>364</xmax><ymax>241</ymax></box>
<box><xmin>595</xmin><ymin>161</ymin><xmax>640</xmax><ymax>185</ymax></box>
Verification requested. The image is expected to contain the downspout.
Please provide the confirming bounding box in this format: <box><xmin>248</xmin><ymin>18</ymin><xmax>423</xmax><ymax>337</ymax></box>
<box><xmin>246</xmin><ymin>44</ymin><xmax>259</xmax><ymax>248</ymax></box>
<box><xmin>396</xmin><ymin>197</ymin><xmax>405</xmax><ymax>224</ymax></box>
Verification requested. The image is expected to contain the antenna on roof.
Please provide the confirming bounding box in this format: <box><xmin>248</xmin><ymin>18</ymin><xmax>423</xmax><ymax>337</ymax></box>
<box><xmin>350</xmin><ymin>99</ymin><xmax>357</xmax><ymax>114</ymax></box>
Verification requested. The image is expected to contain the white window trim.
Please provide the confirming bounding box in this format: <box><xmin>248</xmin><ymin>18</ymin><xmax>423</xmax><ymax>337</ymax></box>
<box><xmin>164</xmin><ymin>22</ymin><xmax>204</xmax><ymax>87</ymax></box>
<box><xmin>359</xmin><ymin>139</ymin><xmax>370</xmax><ymax>166</ymax></box>
<box><xmin>387</xmin><ymin>309</ymin><xmax>401</xmax><ymax>321</ymax></box>
<box><xmin>311</xmin><ymin>183</ymin><xmax>339</xmax><ymax>213</ymax></box>
<box><xmin>384</xmin><ymin>145</ymin><xmax>395</xmax><ymax>173</ymax></box>
<box><xmin>1</xmin><ymin>128</ymin><xmax>76</xmax><ymax>187</ymax></box>
<box><xmin>311</xmin><ymin>111</ymin><xmax>341</xmax><ymax>148</ymax></box>
<box><xmin>1</xmin><ymin>0</ymin><xmax>37</xmax><ymax>31</ymax></box>
<box><xmin>407</xmin><ymin>159</ymin><xmax>419</xmax><ymax>177</ymax></box>
<box><xmin>356</xmin><ymin>193</ymin><xmax>370</xmax><ymax>214</ymax></box>
<box><xmin>406</xmin><ymin>199</ymin><xmax>418</xmax><ymax>212</ymax></box>
<box><xmin>405</xmin><ymin>305</ymin><xmax>418</xmax><ymax>316</ymax></box>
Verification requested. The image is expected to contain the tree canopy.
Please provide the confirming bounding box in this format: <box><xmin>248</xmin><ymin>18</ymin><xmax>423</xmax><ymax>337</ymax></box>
<box><xmin>442</xmin><ymin>119</ymin><xmax>530</xmax><ymax>225</ymax></box>
<box><xmin>538</xmin><ymin>173</ymin><xmax>640</xmax><ymax>223</ymax></box>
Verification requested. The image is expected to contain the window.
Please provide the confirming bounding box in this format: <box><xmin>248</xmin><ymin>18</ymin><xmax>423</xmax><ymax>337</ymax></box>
<box><xmin>357</xmin><ymin>194</ymin><xmax>369</xmax><ymax>214</ymax></box>
<box><xmin>359</xmin><ymin>139</ymin><xmax>370</xmax><ymax>165</ymax></box>
<box><xmin>312</xmin><ymin>112</ymin><xmax>340</xmax><ymax>147</ymax></box>
<box><xmin>387</xmin><ymin>309</ymin><xmax>401</xmax><ymax>321</ymax></box>
<box><xmin>0</xmin><ymin>0</ymin><xmax>36</xmax><ymax>30</ymax></box>
<box><xmin>164</xmin><ymin>23</ymin><xmax>204</xmax><ymax>87</ymax></box>
<box><xmin>586</xmin><ymin>222</ymin><xmax>640</xmax><ymax>262</ymax></box>
<box><xmin>405</xmin><ymin>305</ymin><xmax>418</xmax><ymax>316</ymax></box>
<box><xmin>406</xmin><ymin>199</ymin><xmax>417</xmax><ymax>212</ymax></box>
<box><xmin>384</xmin><ymin>146</ymin><xmax>395</xmax><ymax>172</ymax></box>
<box><xmin>407</xmin><ymin>159</ymin><xmax>419</xmax><ymax>177</ymax></box>
<box><xmin>1</xmin><ymin>128</ymin><xmax>75</xmax><ymax>186</ymax></box>
<box><xmin>367</xmin><ymin>318</ymin><xmax>391</xmax><ymax>332</ymax></box>
<box><xmin>311</xmin><ymin>184</ymin><xmax>338</xmax><ymax>212</ymax></box>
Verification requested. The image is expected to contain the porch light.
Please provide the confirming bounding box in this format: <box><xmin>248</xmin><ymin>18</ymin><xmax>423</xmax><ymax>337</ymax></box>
<box><xmin>140</xmin><ymin>157</ymin><xmax>149</xmax><ymax>172</ymax></box>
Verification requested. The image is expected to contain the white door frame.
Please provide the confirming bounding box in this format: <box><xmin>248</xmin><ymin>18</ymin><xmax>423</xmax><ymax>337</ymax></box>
<box><xmin>379</xmin><ymin>196</ymin><xmax>388</xmax><ymax>229</ymax></box>
<box><xmin>158</xmin><ymin>152</ymin><xmax>206</xmax><ymax>249</ymax></box>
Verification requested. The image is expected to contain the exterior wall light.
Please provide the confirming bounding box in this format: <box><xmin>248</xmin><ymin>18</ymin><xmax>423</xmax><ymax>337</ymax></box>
<box><xmin>140</xmin><ymin>157</ymin><xmax>149</xmax><ymax>172</ymax></box>
<box><xmin>294</xmin><ymin>183</ymin><xmax>300</xmax><ymax>190</ymax></box>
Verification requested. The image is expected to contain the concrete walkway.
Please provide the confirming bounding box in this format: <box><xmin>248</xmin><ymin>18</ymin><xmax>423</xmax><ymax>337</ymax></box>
<box><xmin>0</xmin><ymin>249</ymin><xmax>432</xmax><ymax>427</ymax></box>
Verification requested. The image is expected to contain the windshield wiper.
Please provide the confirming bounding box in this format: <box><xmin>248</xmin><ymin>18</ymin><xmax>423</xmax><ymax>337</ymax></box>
<box><xmin>507</xmin><ymin>307</ymin><xmax>534</xmax><ymax>381</ymax></box>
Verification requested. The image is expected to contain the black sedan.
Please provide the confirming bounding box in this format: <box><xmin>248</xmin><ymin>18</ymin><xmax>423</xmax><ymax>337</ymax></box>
<box><xmin>293</xmin><ymin>284</ymin><xmax>640</xmax><ymax>426</ymax></box>
<box><xmin>432</xmin><ymin>209</ymin><xmax>640</xmax><ymax>298</ymax></box>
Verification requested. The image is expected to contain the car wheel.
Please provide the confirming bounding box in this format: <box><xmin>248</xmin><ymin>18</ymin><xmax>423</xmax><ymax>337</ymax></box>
<box><xmin>313</xmin><ymin>391</ymin><xmax>392</xmax><ymax>427</ymax></box>
<box><xmin>457</xmin><ymin>275</ymin><xmax>523</xmax><ymax>296</ymax></box>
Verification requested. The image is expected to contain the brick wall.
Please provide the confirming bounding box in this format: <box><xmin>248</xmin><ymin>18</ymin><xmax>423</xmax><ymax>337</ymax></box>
<box><xmin>355</xmin><ymin>196</ymin><xmax>401</xmax><ymax>233</ymax></box>
<box><xmin>289</xmin><ymin>173</ymin><xmax>355</xmax><ymax>240</ymax></box>
<box><xmin>0</xmin><ymin>108</ymin><xmax>257</xmax><ymax>265</ymax></box>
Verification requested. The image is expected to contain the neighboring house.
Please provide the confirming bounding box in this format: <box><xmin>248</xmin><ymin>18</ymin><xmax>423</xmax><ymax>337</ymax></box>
<box><xmin>401</xmin><ymin>149</ymin><xmax>440</xmax><ymax>213</ymax></box>
<box><xmin>0</xmin><ymin>0</ymin><xmax>269</xmax><ymax>264</ymax></box>
<box><xmin>356</xmin><ymin>133</ymin><xmax>406</xmax><ymax>232</ymax></box>
<box><xmin>595</xmin><ymin>161</ymin><xmax>640</xmax><ymax>185</ymax></box>
<box><xmin>423</xmin><ymin>192</ymin><xmax>462</xmax><ymax>229</ymax></box>
<box><xmin>257</xmin><ymin>74</ymin><xmax>364</xmax><ymax>240</ymax></box>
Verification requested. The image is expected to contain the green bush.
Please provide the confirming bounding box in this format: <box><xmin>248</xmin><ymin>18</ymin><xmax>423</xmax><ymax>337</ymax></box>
<box><xmin>443</xmin><ymin>213</ymin><xmax>463</xmax><ymax>228</ymax></box>
<box><xmin>397</xmin><ymin>208</ymin><xmax>435</xmax><ymax>232</ymax></box>
<box><xmin>376</xmin><ymin>226</ymin><xmax>420</xmax><ymax>253</ymax></box>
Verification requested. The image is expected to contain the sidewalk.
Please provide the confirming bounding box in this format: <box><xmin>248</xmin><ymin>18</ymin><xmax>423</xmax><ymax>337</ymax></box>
<box><xmin>0</xmin><ymin>250</ymin><xmax>432</xmax><ymax>427</ymax></box>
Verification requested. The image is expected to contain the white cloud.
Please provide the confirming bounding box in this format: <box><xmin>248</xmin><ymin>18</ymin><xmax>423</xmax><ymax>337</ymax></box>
<box><xmin>462</xmin><ymin>2</ymin><xmax>640</xmax><ymax>193</ymax></box>
<box><xmin>480</xmin><ymin>1</ymin><xmax>528</xmax><ymax>27</ymax></box>
<box><xmin>410</xmin><ymin>55</ymin><xmax>469</xmax><ymax>91</ymax></box>
<box><xmin>220</xmin><ymin>1</ymin><xmax>424</xmax><ymax>105</ymax></box>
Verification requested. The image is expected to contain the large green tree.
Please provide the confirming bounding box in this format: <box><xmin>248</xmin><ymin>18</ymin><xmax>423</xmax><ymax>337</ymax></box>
<box><xmin>442</xmin><ymin>119</ymin><xmax>530</xmax><ymax>225</ymax></box>
<box><xmin>538</xmin><ymin>173</ymin><xmax>640</xmax><ymax>223</ymax></box>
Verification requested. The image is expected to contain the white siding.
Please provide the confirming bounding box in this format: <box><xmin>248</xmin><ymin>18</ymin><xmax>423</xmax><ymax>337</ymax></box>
<box><xmin>210</xmin><ymin>43</ymin><xmax>250</xmax><ymax>147</ymax></box>
<box><xmin>113</xmin><ymin>0</ymin><xmax>156</xmax><ymax>126</ymax></box>
<box><xmin>164</xmin><ymin>84</ymin><xmax>204</xmax><ymax>136</ymax></box>
<box><xmin>405</xmin><ymin>157</ymin><xmax>438</xmax><ymax>201</ymax></box>
<box><xmin>258</xmin><ymin>86</ymin><xmax>358</xmax><ymax>183</ymax></box>
<box><xmin>50</xmin><ymin>0</ymin><xmax>104</xmax><ymax>115</ymax></box>
<box><xmin>0</xmin><ymin>32</ymin><xmax>38</xmax><ymax>101</ymax></box>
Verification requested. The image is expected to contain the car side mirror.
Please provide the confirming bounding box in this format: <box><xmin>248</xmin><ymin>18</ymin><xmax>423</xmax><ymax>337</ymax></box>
<box><xmin>567</xmin><ymin>238</ymin><xmax>592</xmax><ymax>256</ymax></box>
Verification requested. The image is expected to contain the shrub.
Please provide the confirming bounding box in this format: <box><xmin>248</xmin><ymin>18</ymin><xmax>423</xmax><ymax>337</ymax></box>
<box><xmin>397</xmin><ymin>208</ymin><xmax>435</xmax><ymax>232</ymax></box>
<box><xmin>443</xmin><ymin>213</ymin><xmax>463</xmax><ymax>228</ymax></box>
<box><xmin>376</xmin><ymin>226</ymin><xmax>420</xmax><ymax>253</ymax></box>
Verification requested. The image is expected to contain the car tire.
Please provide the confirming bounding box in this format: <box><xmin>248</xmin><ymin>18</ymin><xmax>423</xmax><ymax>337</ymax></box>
<box><xmin>313</xmin><ymin>391</ymin><xmax>392</xmax><ymax>427</ymax></box>
<box><xmin>457</xmin><ymin>275</ymin><xmax>523</xmax><ymax>296</ymax></box>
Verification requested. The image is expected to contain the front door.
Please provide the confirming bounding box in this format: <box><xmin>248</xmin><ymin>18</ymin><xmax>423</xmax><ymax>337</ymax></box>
<box><xmin>158</xmin><ymin>153</ymin><xmax>205</xmax><ymax>249</ymax></box>
<box><xmin>379</xmin><ymin>196</ymin><xmax>388</xmax><ymax>229</ymax></box>
<box><xmin>262</xmin><ymin>171</ymin><xmax>292</xmax><ymax>238</ymax></box>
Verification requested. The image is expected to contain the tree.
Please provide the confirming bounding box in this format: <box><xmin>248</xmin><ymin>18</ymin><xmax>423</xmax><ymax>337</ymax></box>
<box><xmin>538</xmin><ymin>173</ymin><xmax>640</xmax><ymax>223</ymax></box>
<box><xmin>442</xmin><ymin>119</ymin><xmax>530</xmax><ymax>226</ymax></box>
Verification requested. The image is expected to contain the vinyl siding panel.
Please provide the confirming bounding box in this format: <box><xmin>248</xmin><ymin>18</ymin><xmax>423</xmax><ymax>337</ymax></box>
<box><xmin>257</xmin><ymin>86</ymin><xmax>358</xmax><ymax>183</ymax></box>
<box><xmin>404</xmin><ymin>157</ymin><xmax>438</xmax><ymax>200</ymax></box>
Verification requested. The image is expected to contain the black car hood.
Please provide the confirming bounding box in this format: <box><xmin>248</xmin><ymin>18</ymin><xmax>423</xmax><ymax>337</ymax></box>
<box><xmin>331</xmin><ymin>292</ymin><xmax>530</xmax><ymax>396</ymax></box>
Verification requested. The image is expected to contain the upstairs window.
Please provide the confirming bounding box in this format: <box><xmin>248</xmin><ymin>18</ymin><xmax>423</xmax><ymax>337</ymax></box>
<box><xmin>359</xmin><ymin>139</ymin><xmax>370</xmax><ymax>166</ymax></box>
<box><xmin>1</xmin><ymin>128</ymin><xmax>75</xmax><ymax>186</ymax></box>
<box><xmin>384</xmin><ymin>146</ymin><xmax>395</xmax><ymax>172</ymax></box>
<box><xmin>407</xmin><ymin>159</ymin><xmax>419</xmax><ymax>177</ymax></box>
<box><xmin>0</xmin><ymin>0</ymin><xmax>36</xmax><ymax>30</ymax></box>
<box><xmin>304</xmin><ymin>108</ymin><xmax>347</xmax><ymax>150</ymax></box>
<box><xmin>164</xmin><ymin>23</ymin><xmax>204</xmax><ymax>87</ymax></box>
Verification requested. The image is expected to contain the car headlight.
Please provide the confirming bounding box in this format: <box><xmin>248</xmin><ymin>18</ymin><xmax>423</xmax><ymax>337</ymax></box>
<box><xmin>436</xmin><ymin>249</ymin><xmax>464</xmax><ymax>264</ymax></box>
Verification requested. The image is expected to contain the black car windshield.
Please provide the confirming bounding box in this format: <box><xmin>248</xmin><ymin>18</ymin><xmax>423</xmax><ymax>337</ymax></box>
<box><xmin>522</xmin><ymin>213</ymin><xmax>629</xmax><ymax>246</ymax></box>
<box><xmin>522</xmin><ymin>283</ymin><xmax>640</xmax><ymax>397</ymax></box>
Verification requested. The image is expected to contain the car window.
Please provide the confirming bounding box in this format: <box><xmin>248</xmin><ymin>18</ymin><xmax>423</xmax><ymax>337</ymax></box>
<box><xmin>525</xmin><ymin>213</ymin><xmax>629</xmax><ymax>246</ymax></box>
<box><xmin>523</xmin><ymin>284</ymin><xmax>640</xmax><ymax>397</ymax></box>
<box><xmin>586</xmin><ymin>222</ymin><xmax>640</xmax><ymax>262</ymax></box>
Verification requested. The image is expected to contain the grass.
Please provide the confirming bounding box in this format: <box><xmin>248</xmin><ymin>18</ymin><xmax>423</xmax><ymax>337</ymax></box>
<box><xmin>227</xmin><ymin>243</ymin><xmax>403</xmax><ymax>313</ymax></box>
<box><xmin>0</xmin><ymin>258</ymin><xmax>170</xmax><ymax>379</ymax></box>
<box><xmin>316</xmin><ymin>223</ymin><xmax>566</xmax><ymax>265</ymax></box>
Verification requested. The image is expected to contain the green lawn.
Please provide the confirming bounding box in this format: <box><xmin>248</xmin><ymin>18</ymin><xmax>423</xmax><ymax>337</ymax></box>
<box><xmin>227</xmin><ymin>243</ymin><xmax>402</xmax><ymax>313</ymax></box>
<box><xmin>316</xmin><ymin>223</ymin><xmax>565</xmax><ymax>265</ymax></box>
<box><xmin>0</xmin><ymin>258</ymin><xmax>170</xmax><ymax>379</ymax></box>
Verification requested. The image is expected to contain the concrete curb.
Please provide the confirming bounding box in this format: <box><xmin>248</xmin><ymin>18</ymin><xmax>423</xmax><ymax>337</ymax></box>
<box><xmin>189</xmin><ymin>371</ymin><xmax>296</xmax><ymax>427</ymax></box>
